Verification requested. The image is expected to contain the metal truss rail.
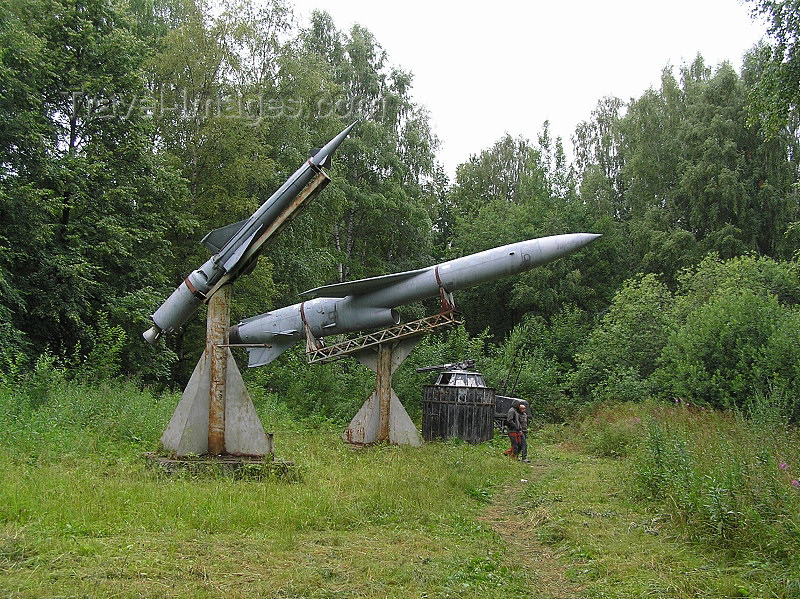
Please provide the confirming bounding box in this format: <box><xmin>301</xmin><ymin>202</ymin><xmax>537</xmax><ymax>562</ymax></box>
<box><xmin>307</xmin><ymin>311</ymin><xmax>463</xmax><ymax>364</ymax></box>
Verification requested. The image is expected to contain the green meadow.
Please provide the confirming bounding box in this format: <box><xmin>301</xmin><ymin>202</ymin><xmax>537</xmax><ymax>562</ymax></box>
<box><xmin>1</xmin><ymin>381</ymin><xmax>798</xmax><ymax>598</ymax></box>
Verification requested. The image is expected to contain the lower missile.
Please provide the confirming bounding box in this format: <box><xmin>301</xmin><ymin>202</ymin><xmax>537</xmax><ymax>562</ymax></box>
<box><xmin>230</xmin><ymin>233</ymin><xmax>601</xmax><ymax>367</ymax></box>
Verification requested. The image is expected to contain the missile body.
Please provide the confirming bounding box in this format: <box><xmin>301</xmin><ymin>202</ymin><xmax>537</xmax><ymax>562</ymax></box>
<box><xmin>143</xmin><ymin>122</ymin><xmax>357</xmax><ymax>344</ymax></box>
<box><xmin>230</xmin><ymin>233</ymin><xmax>601</xmax><ymax>367</ymax></box>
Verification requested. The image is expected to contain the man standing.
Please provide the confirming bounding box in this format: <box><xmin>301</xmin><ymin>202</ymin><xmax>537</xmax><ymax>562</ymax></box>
<box><xmin>517</xmin><ymin>403</ymin><xmax>529</xmax><ymax>462</ymax></box>
<box><xmin>506</xmin><ymin>401</ymin><xmax>529</xmax><ymax>461</ymax></box>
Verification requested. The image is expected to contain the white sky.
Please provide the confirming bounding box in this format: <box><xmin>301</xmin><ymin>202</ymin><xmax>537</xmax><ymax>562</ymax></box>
<box><xmin>290</xmin><ymin>0</ymin><xmax>769</xmax><ymax>178</ymax></box>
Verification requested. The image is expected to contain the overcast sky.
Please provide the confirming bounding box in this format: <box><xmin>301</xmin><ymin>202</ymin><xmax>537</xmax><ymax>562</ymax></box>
<box><xmin>290</xmin><ymin>0</ymin><xmax>769</xmax><ymax>178</ymax></box>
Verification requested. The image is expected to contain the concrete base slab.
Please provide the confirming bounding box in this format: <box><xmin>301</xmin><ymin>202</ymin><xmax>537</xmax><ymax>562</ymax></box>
<box><xmin>143</xmin><ymin>452</ymin><xmax>298</xmax><ymax>480</ymax></box>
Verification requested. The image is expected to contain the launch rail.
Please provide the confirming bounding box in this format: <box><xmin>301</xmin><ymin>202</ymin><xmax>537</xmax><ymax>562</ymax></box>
<box><xmin>306</xmin><ymin>310</ymin><xmax>463</xmax><ymax>364</ymax></box>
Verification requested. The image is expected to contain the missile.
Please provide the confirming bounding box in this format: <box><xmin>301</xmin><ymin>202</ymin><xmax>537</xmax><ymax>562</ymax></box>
<box><xmin>230</xmin><ymin>233</ymin><xmax>601</xmax><ymax>367</ymax></box>
<box><xmin>143</xmin><ymin>122</ymin><xmax>357</xmax><ymax>344</ymax></box>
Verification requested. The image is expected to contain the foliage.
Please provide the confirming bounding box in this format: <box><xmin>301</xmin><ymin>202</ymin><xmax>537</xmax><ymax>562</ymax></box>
<box><xmin>297</xmin><ymin>11</ymin><xmax>439</xmax><ymax>284</ymax></box>
<box><xmin>480</xmin><ymin>310</ymin><xmax>593</xmax><ymax>423</ymax></box>
<box><xmin>654</xmin><ymin>255</ymin><xmax>800</xmax><ymax>415</ymax></box>
<box><xmin>656</xmin><ymin>288</ymin><xmax>784</xmax><ymax>409</ymax></box>
<box><xmin>632</xmin><ymin>398</ymin><xmax>800</xmax><ymax>569</ymax></box>
<box><xmin>0</xmin><ymin>0</ymin><xmax>189</xmax><ymax>384</ymax></box>
<box><xmin>445</xmin><ymin>129</ymin><xmax>611</xmax><ymax>342</ymax></box>
<box><xmin>746</xmin><ymin>0</ymin><xmax>800</xmax><ymax>135</ymax></box>
<box><xmin>569</xmin><ymin>273</ymin><xmax>674</xmax><ymax>403</ymax></box>
<box><xmin>568</xmin><ymin>254</ymin><xmax>800</xmax><ymax>420</ymax></box>
<box><xmin>575</xmin><ymin>56</ymin><xmax>799</xmax><ymax>289</ymax></box>
<box><xmin>242</xmin><ymin>343</ymin><xmax>374</xmax><ymax>424</ymax></box>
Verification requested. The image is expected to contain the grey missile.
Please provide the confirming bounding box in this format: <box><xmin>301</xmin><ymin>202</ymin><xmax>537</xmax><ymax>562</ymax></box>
<box><xmin>230</xmin><ymin>233</ymin><xmax>601</xmax><ymax>367</ymax></box>
<box><xmin>143</xmin><ymin>122</ymin><xmax>357</xmax><ymax>345</ymax></box>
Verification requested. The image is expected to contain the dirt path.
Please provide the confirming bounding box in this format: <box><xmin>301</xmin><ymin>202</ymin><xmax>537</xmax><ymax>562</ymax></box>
<box><xmin>479</xmin><ymin>459</ymin><xmax>587</xmax><ymax>599</ymax></box>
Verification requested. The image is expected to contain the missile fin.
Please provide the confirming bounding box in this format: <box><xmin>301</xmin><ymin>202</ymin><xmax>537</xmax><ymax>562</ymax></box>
<box><xmin>201</xmin><ymin>219</ymin><xmax>248</xmax><ymax>253</ymax></box>
<box><xmin>247</xmin><ymin>339</ymin><xmax>297</xmax><ymax>367</ymax></box>
<box><xmin>222</xmin><ymin>228</ymin><xmax>260</xmax><ymax>272</ymax></box>
<box><xmin>300</xmin><ymin>267</ymin><xmax>427</xmax><ymax>299</ymax></box>
<box><xmin>239</xmin><ymin>312</ymin><xmax>271</xmax><ymax>324</ymax></box>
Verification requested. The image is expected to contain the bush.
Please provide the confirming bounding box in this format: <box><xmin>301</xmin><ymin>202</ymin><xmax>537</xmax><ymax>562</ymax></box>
<box><xmin>569</xmin><ymin>274</ymin><xmax>674</xmax><ymax>403</ymax></box>
<box><xmin>655</xmin><ymin>288</ymin><xmax>800</xmax><ymax>413</ymax></box>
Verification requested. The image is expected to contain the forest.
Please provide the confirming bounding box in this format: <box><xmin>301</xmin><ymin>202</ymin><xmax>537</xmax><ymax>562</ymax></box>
<box><xmin>1</xmin><ymin>0</ymin><xmax>800</xmax><ymax>425</ymax></box>
<box><xmin>4</xmin><ymin>1</ymin><xmax>800</xmax><ymax>596</ymax></box>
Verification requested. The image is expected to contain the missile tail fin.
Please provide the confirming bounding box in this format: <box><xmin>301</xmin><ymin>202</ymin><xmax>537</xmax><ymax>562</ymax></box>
<box><xmin>309</xmin><ymin>147</ymin><xmax>331</xmax><ymax>169</ymax></box>
<box><xmin>246</xmin><ymin>338</ymin><xmax>298</xmax><ymax>368</ymax></box>
<box><xmin>300</xmin><ymin>267</ymin><xmax>426</xmax><ymax>298</ymax></box>
<box><xmin>201</xmin><ymin>219</ymin><xmax>248</xmax><ymax>253</ymax></box>
<box><xmin>222</xmin><ymin>228</ymin><xmax>260</xmax><ymax>272</ymax></box>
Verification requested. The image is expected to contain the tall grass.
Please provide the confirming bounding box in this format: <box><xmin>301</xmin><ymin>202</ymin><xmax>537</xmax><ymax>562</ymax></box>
<box><xmin>0</xmin><ymin>377</ymin><xmax>532</xmax><ymax>598</ymax></box>
<box><xmin>574</xmin><ymin>397</ymin><xmax>800</xmax><ymax>593</ymax></box>
<box><xmin>635</xmin><ymin>399</ymin><xmax>800</xmax><ymax>557</ymax></box>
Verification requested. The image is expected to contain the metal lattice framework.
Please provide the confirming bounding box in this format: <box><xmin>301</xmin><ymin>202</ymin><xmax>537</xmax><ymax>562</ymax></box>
<box><xmin>306</xmin><ymin>310</ymin><xmax>463</xmax><ymax>364</ymax></box>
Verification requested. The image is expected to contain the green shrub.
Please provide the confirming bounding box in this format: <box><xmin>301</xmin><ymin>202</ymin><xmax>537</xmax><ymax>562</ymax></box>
<box><xmin>569</xmin><ymin>274</ymin><xmax>674</xmax><ymax>403</ymax></box>
<box><xmin>655</xmin><ymin>288</ymin><xmax>800</xmax><ymax>413</ymax></box>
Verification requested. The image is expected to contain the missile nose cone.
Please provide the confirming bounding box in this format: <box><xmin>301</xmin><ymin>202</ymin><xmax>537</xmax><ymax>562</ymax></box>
<box><xmin>520</xmin><ymin>233</ymin><xmax>602</xmax><ymax>267</ymax></box>
<box><xmin>575</xmin><ymin>233</ymin><xmax>602</xmax><ymax>247</ymax></box>
<box><xmin>310</xmin><ymin>121</ymin><xmax>358</xmax><ymax>167</ymax></box>
<box><xmin>555</xmin><ymin>232</ymin><xmax>602</xmax><ymax>255</ymax></box>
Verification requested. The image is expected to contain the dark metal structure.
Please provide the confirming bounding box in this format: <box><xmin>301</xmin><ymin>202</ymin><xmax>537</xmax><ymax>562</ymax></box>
<box><xmin>419</xmin><ymin>362</ymin><xmax>495</xmax><ymax>444</ymax></box>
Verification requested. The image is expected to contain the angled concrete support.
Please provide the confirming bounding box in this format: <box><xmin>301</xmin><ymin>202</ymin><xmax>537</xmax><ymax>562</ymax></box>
<box><xmin>343</xmin><ymin>338</ymin><xmax>423</xmax><ymax>446</ymax></box>
<box><xmin>160</xmin><ymin>285</ymin><xmax>271</xmax><ymax>457</ymax></box>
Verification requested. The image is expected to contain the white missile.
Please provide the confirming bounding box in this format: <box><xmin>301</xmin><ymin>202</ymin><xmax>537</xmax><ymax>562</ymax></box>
<box><xmin>230</xmin><ymin>233</ymin><xmax>601</xmax><ymax>367</ymax></box>
<box><xmin>143</xmin><ymin>122</ymin><xmax>357</xmax><ymax>344</ymax></box>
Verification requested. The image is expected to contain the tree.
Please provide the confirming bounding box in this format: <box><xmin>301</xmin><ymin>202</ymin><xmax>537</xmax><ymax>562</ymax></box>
<box><xmin>661</xmin><ymin>254</ymin><xmax>800</xmax><ymax>413</ymax></box>
<box><xmin>444</xmin><ymin>129</ymin><xmax>612</xmax><ymax>340</ymax></box>
<box><xmin>299</xmin><ymin>12</ymin><xmax>439</xmax><ymax>287</ymax></box>
<box><xmin>569</xmin><ymin>274</ymin><xmax>674</xmax><ymax>403</ymax></box>
<box><xmin>573</xmin><ymin>96</ymin><xmax>626</xmax><ymax>219</ymax></box>
<box><xmin>1</xmin><ymin>0</ymin><xmax>188</xmax><ymax>381</ymax></box>
<box><xmin>747</xmin><ymin>0</ymin><xmax>800</xmax><ymax>134</ymax></box>
<box><xmin>575</xmin><ymin>55</ymin><xmax>799</xmax><ymax>289</ymax></box>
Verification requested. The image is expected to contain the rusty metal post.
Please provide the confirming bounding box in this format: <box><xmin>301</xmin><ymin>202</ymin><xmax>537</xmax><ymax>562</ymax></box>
<box><xmin>377</xmin><ymin>344</ymin><xmax>392</xmax><ymax>442</ymax></box>
<box><xmin>207</xmin><ymin>283</ymin><xmax>231</xmax><ymax>455</ymax></box>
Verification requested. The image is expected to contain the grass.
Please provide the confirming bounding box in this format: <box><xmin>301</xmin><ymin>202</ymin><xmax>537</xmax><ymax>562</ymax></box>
<box><xmin>0</xmin><ymin>379</ymin><xmax>532</xmax><ymax>598</ymax></box>
<box><xmin>1</xmin><ymin>380</ymin><xmax>800</xmax><ymax>597</ymax></box>
<box><xmin>0</xmin><ymin>439</ymin><xmax>533</xmax><ymax>598</ymax></box>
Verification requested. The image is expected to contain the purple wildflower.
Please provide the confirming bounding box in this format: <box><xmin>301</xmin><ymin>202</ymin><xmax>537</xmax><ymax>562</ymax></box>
<box><xmin>792</xmin><ymin>480</ymin><xmax>800</xmax><ymax>488</ymax></box>
<box><xmin>780</xmin><ymin>462</ymin><xmax>788</xmax><ymax>470</ymax></box>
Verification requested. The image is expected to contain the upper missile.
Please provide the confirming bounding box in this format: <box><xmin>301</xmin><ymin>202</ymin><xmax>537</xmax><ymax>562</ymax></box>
<box><xmin>143</xmin><ymin>122</ymin><xmax>357</xmax><ymax>345</ymax></box>
<box><xmin>230</xmin><ymin>233</ymin><xmax>601</xmax><ymax>367</ymax></box>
